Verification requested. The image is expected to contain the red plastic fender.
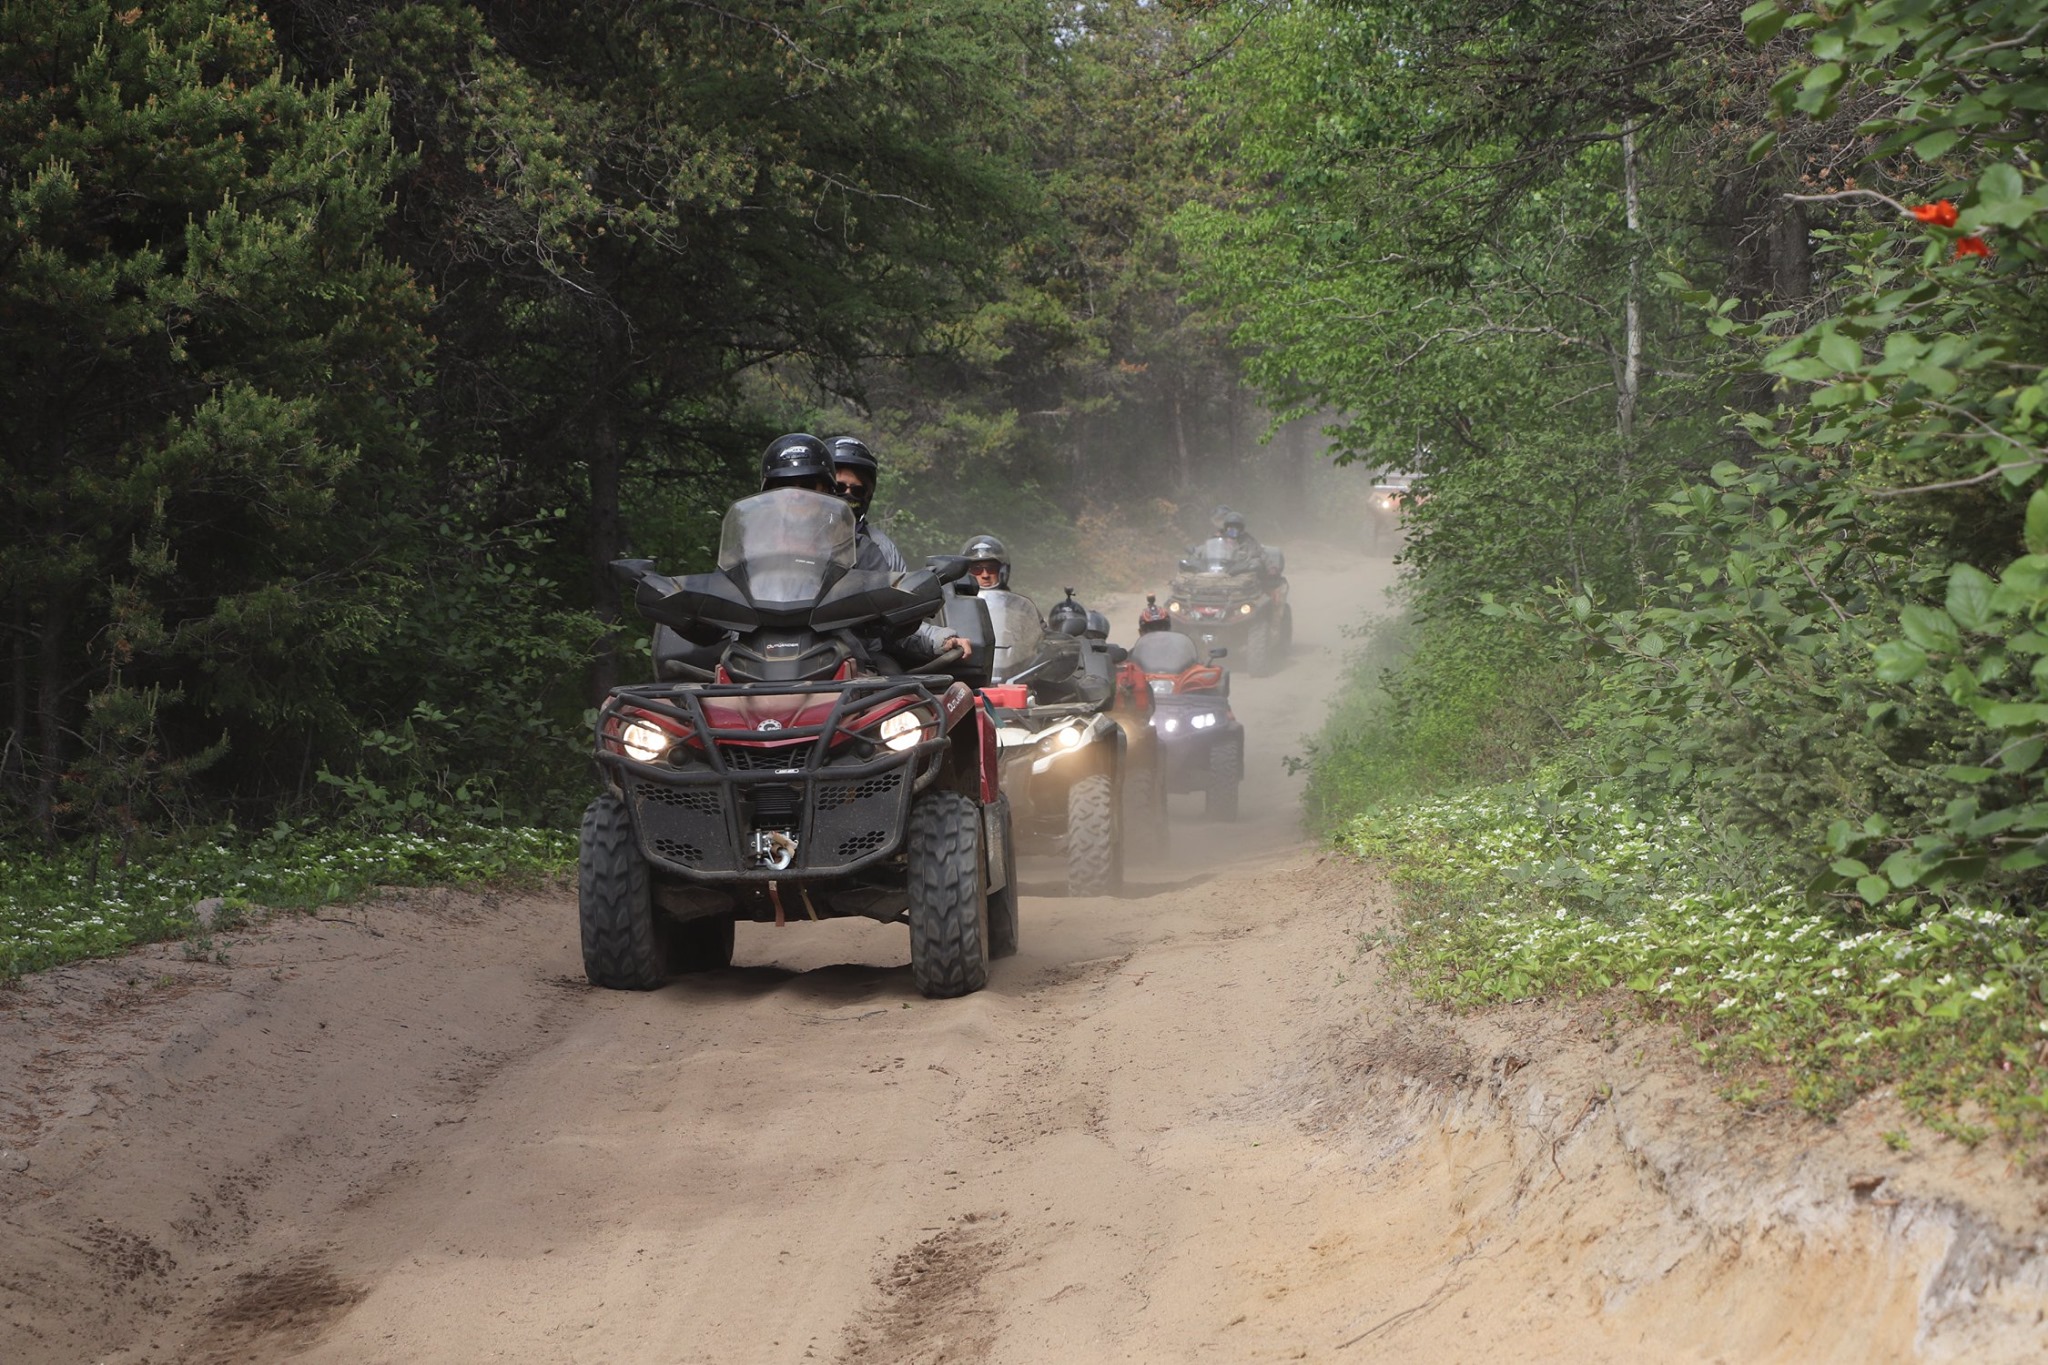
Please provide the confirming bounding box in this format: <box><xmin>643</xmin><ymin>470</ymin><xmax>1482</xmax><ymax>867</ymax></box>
<box><xmin>971</xmin><ymin>695</ymin><xmax>1001</xmax><ymax>804</ymax></box>
<box><xmin>939</xmin><ymin>680</ymin><xmax>975</xmax><ymax>729</ymax></box>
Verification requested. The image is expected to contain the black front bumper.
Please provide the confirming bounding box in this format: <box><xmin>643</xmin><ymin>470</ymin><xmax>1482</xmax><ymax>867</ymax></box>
<box><xmin>597</xmin><ymin>680</ymin><xmax>950</xmax><ymax>882</ymax></box>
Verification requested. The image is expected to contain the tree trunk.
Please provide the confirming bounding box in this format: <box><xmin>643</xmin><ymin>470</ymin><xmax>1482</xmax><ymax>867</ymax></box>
<box><xmin>5</xmin><ymin>590</ymin><xmax>26</xmax><ymax>802</ymax></box>
<box><xmin>1226</xmin><ymin>380</ymin><xmax>1242</xmax><ymax>477</ymax></box>
<box><xmin>34</xmin><ymin>586</ymin><xmax>71</xmax><ymax>843</ymax></box>
<box><xmin>1769</xmin><ymin>199</ymin><xmax>1810</xmax><ymax>309</ymax></box>
<box><xmin>1072</xmin><ymin>411</ymin><xmax>1091</xmax><ymax>495</ymax></box>
<box><xmin>1616</xmin><ymin>124</ymin><xmax>1646</xmax><ymax>586</ymax></box>
<box><xmin>588</xmin><ymin>400</ymin><xmax>624</xmax><ymax>706</ymax></box>
<box><xmin>1171</xmin><ymin>380</ymin><xmax>1192</xmax><ymax>494</ymax></box>
<box><xmin>1278</xmin><ymin>415</ymin><xmax>1310</xmax><ymax>527</ymax></box>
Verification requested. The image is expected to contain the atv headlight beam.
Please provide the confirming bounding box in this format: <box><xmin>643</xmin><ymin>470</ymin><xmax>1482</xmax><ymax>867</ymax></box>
<box><xmin>1027</xmin><ymin>718</ymin><xmax>1093</xmax><ymax>774</ymax></box>
<box><xmin>621</xmin><ymin>719</ymin><xmax>669</xmax><ymax>763</ymax></box>
<box><xmin>878</xmin><ymin>707</ymin><xmax>927</xmax><ymax>752</ymax></box>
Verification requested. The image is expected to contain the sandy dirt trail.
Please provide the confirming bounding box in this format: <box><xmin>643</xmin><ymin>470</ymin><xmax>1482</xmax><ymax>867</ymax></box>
<box><xmin>6</xmin><ymin>543</ymin><xmax>2045</xmax><ymax>1363</ymax></box>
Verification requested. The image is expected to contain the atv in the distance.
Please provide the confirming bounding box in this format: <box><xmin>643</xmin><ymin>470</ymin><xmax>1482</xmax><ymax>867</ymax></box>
<box><xmin>583</xmin><ymin>489</ymin><xmax>1015</xmax><ymax>999</ymax></box>
<box><xmin>1083</xmin><ymin>604</ymin><xmax>1169</xmax><ymax>854</ymax></box>
<box><xmin>1165</xmin><ymin>537</ymin><xmax>1292</xmax><ymax>674</ymax></box>
<box><xmin>979</xmin><ymin>588</ymin><xmax>1135</xmax><ymax>896</ymax></box>
<box><xmin>1129</xmin><ymin>629</ymin><xmax>1245</xmax><ymax>820</ymax></box>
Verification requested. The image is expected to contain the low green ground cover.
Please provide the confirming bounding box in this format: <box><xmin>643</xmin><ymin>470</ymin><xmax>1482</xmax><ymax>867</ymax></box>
<box><xmin>0</xmin><ymin>823</ymin><xmax>573</xmax><ymax>979</ymax></box>
<box><xmin>1347</xmin><ymin>781</ymin><xmax>2048</xmax><ymax>1145</ymax></box>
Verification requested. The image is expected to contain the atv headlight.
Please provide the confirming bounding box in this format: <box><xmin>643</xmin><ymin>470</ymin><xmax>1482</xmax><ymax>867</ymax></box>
<box><xmin>1148</xmin><ymin>678</ymin><xmax>1174</xmax><ymax>695</ymax></box>
<box><xmin>1237</xmin><ymin>602</ymin><xmax>1254</xmax><ymax>616</ymax></box>
<box><xmin>1024</xmin><ymin>719</ymin><xmax>1087</xmax><ymax>774</ymax></box>
<box><xmin>621</xmin><ymin>719</ymin><xmax>669</xmax><ymax>763</ymax></box>
<box><xmin>1191</xmin><ymin>711</ymin><xmax>1217</xmax><ymax>729</ymax></box>
<box><xmin>1167</xmin><ymin>600</ymin><xmax>1182</xmax><ymax>614</ymax></box>
<box><xmin>879</xmin><ymin>708</ymin><xmax>926</xmax><ymax>752</ymax></box>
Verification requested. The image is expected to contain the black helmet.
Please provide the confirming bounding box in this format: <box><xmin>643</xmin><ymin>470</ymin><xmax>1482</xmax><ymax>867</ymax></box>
<box><xmin>1138</xmin><ymin>594</ymin><xmax>1170</xmax><ymax>634</ymax></box>
<box><xmin>1048</xmin><ymin>588</ymin><xmax>1088</xmax><ymax>637</ymax></box>
<box><xmin>1220</xmin><ymin>509</ymin><xmax>1247</xmax><ymax>539</ymax></box>
<box><xmin>828</xmin><ymin>436</ymin><xmax>879</xmax><ymax>515</ymax></box>
<box><xmin>1083</xmin><ymin>609</ymin><xmax>1110</xmax><ymax>641</ymax></box>
<box><xmin>960</xmin><ymin>533</ymin><xmax>1009</xmax><ymax>588</ymax></box>
<box><xmin>760</xmin><ymin>433</ymin><xmax>833</xmax><ymax>492</ymax></box>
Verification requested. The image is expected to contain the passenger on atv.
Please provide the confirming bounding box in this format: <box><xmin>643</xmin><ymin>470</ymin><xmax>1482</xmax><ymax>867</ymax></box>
<box><xmin>827</xmin><ymin>435</ymin><xmax>909</xmax><ymax>573</ymax></box>
<box><xmin>656</xmin><ymin>434</ymin><xmax>972</xmax><ymax>680</ymax></box>
<box><xmin>959</xmin><ymin>538</ymin><xmax>1105</xmax><ymax>705</ymax></box>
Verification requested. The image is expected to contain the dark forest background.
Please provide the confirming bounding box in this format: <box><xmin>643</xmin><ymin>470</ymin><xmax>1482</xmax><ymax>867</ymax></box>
<box><xmin>3</xmin><ymin>0</ymin><xmax>1328</xmax><ymax>843</ymax></box>
<box><xmin>8</xmin><ymin>0</ymin><xmax>2047</xmax><ymax>933</ymax></box>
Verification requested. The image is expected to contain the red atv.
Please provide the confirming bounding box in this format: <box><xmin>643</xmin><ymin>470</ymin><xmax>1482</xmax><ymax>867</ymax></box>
<box><xmin>1129</xmin><ymin>626</ymin><xmax>1245</xmax><ymax>821</ymax></box>
<box><xmin>583</xmin><ymin>490</ymin><xmax>1014</xmax><ymax>999</ymax></box>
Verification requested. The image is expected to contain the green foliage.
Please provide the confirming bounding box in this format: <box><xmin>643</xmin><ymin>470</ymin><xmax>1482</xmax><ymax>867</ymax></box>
<box><xmin>1300</xmin><ymin>610</ymin><xmax>1578</xmax><ymax>833</ymax></box>
<box><xmin>0</xmin><ymin>822</ymin><xmax>572</xmax><ymax>980</ymax></box>
<box><xmin>1255</xmin><ymin>0</ymin><xmax>2048</xmax><ymax>1139</ymax></box>
<box><xmin>1213</xmin><ymin>0</ymin><xmax>2048</xmax><ymax>895</ymax></box>
<box><xmin>319</xmin><ymin>510</ymin><xmax>605</xmax><ymax>831</ymax></box>
<box><xmin>1175</xmin><ymin>0</ymin><xmax>1735</xmax><ymax>613</ymax></box>
<box><xmin>1348</xmin><ymin>781</ymin><xmax>2048</xmax><ymax>1141</ymax></box>
<box><xmin>1566</xmin><ymin>0</ymin><xmax>2048</xmax><ymax>912</ymax></box>
<box><xmin>1</xmin><ymin>0</ymin><xmax>430</xmax><ymax>830</ymax></box>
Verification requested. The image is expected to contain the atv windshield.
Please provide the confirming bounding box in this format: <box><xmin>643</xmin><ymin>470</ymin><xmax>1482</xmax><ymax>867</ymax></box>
<box><xmin>717</xmin><ymin>490</ymin><xmax>858</xmax><ymax>608</ymax></box>
<box><xmin>981</xmin><ymin>589</ymin><xmax>1046</xmax><ymax>683</ymax></box>
<box><xmin>1194</xmin><ymin>536</ymin><xmax>1253</xmax><ymax>574</ymax></box>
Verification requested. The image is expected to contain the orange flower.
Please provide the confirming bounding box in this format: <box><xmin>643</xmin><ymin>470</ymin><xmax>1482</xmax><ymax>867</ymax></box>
<box><xmin>1910</xmin><ymin>200</ymin><xmax>1959</xmax><ymax>227</ymax></box>
<box><xmin>1954</xmin><ymin>235</ymin><xmax>1992</xmax><ymax>259</ymax></box>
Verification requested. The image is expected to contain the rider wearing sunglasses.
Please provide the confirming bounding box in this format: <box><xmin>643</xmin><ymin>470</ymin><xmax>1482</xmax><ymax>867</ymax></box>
<box><xmin>758</xmin><ymin>433</ymin><xmax>969</xmax><ymax>662</ymax></box>
<box><xmin>826</xmin><ymin>436</ymin><xmax>909</xmax><ymax>574</ymax></box>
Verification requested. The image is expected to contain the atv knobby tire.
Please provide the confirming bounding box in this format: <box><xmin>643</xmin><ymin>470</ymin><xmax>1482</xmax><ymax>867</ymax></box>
<box><xmin>987</xmin><ymin>795</ymin><xmax>1020</xmax><ymax>960</ymax></box>
<box><xmin>665</xmin><ymin>914</ymin><xmax>735</xmax><ymax>973</ymax></box>
<box><xmin>907</xmin><ymin>791</ymin><xmax>991</xmax><ymax>998</ymax></box>
<box><xmin>1242</xmin><ymin>614</ymin><xmax>1277</xmax><ymax>675</ymax></box>
<box><xmin>579</xmin><ymin>793</ymin><xmax>668</xmax><ymax>990</ymax></box>
<box><xmin>1066</xmin><ymin>773</ymin><xmax>1122</xmax><ymax>896</ymax></box>
<box><xmin>1206</xmin><ymin>742</ymin><xmax>1243</xmax><ymax>822</ymax></box>
<box><xmin>1122</xmin><ymin>755</ymin><xmax>1168</xmax><ymax>852</ymax></box>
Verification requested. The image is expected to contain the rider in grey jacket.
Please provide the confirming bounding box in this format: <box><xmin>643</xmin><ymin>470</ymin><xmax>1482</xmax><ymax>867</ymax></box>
<box><xmin>828</xmin><ymin>436</ymin><xmax>909</xmax><ymax>572</ymax></box>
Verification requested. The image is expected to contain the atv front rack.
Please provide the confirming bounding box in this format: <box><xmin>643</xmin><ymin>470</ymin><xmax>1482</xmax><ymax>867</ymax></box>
<box><xmin>595</xmin><ymin>677</ymin><xmax>960</xmax><ymax>882</ymax></box>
